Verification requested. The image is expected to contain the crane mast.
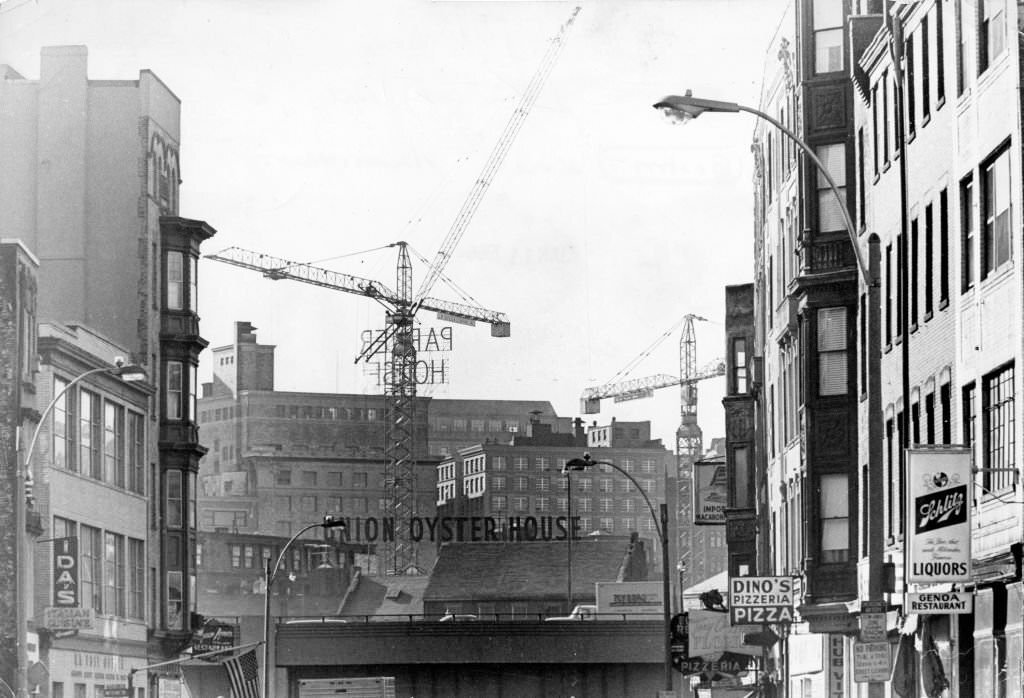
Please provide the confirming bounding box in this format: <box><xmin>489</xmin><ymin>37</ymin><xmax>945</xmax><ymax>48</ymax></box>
<box><xmin>676</xmin><ymin>315</ymin><xmax>706</xmax><ymax>590</ymax></box>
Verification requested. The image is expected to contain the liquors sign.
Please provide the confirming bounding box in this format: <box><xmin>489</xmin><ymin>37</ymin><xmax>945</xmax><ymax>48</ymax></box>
<box><xmin>906</xmin><ymin>448</ymin><xmax>972</xmax><ymax>583</ymax></box>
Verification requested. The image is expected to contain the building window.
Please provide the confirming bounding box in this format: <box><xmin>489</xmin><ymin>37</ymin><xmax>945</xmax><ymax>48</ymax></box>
<box><xmin>911</xmin><ymin>217</ymin><xmax>919</xmax><ymax>325</ymax></box>
<box><xmin>982</xmin><ymin>363</ymin><xmax>1015</xmax><ymax>492</ymax></box>
<box><xmin>821</xmin><ymin>473</ymin><xmax>850</xmax><ymax>564</ymax></box>
<box><xmin>885</xmin><ymin>243</ymin><xmax>893</xmax><ymax>343</ymax></box>
<box><xmin>882</xmin><ymin>70</ymin><xmax>891</xmax><ymax>165</ymax></box>
<box><xmin>815</xmin><ymin>143</ymin><xmax>847</xmax><ymax>233</ymax></box>
<box><xmin>859</xmin><ymin>294</ymin><xmax>867</xmax><ymax>395</ymax></box>
<box><xmin>300</xmin><ymin>496</ymin><xmax>316</xmax><ymax>511</ymax></box>
<box><xmin>492</xmin><ymin>495</ymin><xmax>507</xmax><ymax>511</ymax></box>
<box><xmin>921</xmin><ymin>14</ymin><xmax>930</xmax><ymax>120</ymax></box>
<box><xmin>812</xmin><ymin>0</ymin><xmax>844</xmax><ymax>73</ymax></box>
<box><xmin>103</xmin><ymin>532</ymin><xmax>125</xmax><ymax>617</ymax></box>
<box><xmin>166</xmin><ymin>362</ymin><xmax>183</xmax><ymax>420</ymax></box>
<box><xmin>926</xmin><ymin>392</ymin><xmax>936</xmax><ymax>444</ymax></box>
<box><xmin>537</xmin><ymin>476</ymin><xmax>550</xmax><ymax>492</ymax></box>
<box><xmin>536</xmin><ymin>496</ymin><xmax>550</xmax><ymax>512</ymax></box>
<box><xmin>167</xmin><ymin>570</ymin><xmax>183</xmax><ymax>630</ymax></box>
<box><xmin>276</xmin><ymin>470</ymin><xmax>292</xmax><ymax>486</ymax></box>
<box><xmin>732</xmin><ymin>446</ymin><xmax>751</xmax><ymax>509</ymax></box>
<box><xmin>514</xmin><ymin>476</ymin><xmax>529</xmax><ymax>491</ymax></box>
<box><xmin>732</xmin><ymin>337</ymin><xmax>748</xmax><ymax>394</ymax></box>
<box><xmin>979</xmin><ymin>0</ymin><xmax>1006</xmax><ymax>73</ymax></box>
<box><xmin>924</xmin><ymin>204</ymin><xmax>934</xmax><ymax>317</ymax></box>
<box><xmin>492</xmin><ymin>475</ymin><xmax>506</xmax><ymax>491</ymax></box>
<box><xmin>962</xmin><ymin>382</ymin><xmax>976</xmax><ymax>448</ymax></box>
<box><xmin>167</xmin><ymin>251</ymin><xmax>184</xmax><ymax>310</ymax></box>
<box><xmin>872</xmin><ymin>84</ymin><xmax>880</xmax><ymax>176</ymax></box>
<box><xmin>536</xmin><ymin>457</ymin><xmax>551</xmax><ymax>471</ymax></box>
<box><xmin>981</xmin><ymin>145</ymin><xmax>1012</xmax><ymax>278</ymax></box>
<box><xmin>857</xmin><ymin>128</ymin><xmax>866</xmax><ymax>226</ymax></box>
<box><xmin>53</xmin><ymin>376</ymin><xmax>70</xmax><ymax>470</ymax></box>
<box><xmin>886</xmin><ymin>418</ymin><xmax>895</xmax><ymax>537</ymax></box>
<box><xmin>166</xmin><ymin>470</ymin><xmax>183</xmax><ymax>529</ymax></box>
<box><xmin>103</xmin><ymin>402</ymin><xmax>125</xmax><ymax>487</ymax></box>
<box><xmin>513</xmin><ymin>496</ymin><xmax>529</xmax><ymax>512</ymax></box>
<box><xmin>514</xmin><ymin>457</ymin><xmax>529</xmax><ymax>471</ymax></box>
<box><xmin>79</xmin><ymin>389</ymin><xmax>100</xmax><ymax>479</ymax></box>
<box><xmin>939</xmin><ymin>188</ymin><xmax>950</xmax><ymax>304</ymax></box>
<box><xmin>599</xmin><ymin>517</ymin><xmax>614</xmax><ymax>533</ymax></box>
<box><xmin>961</xmin><ymin>175</ymin><xmax>975</xmax><ymax>291</ymax></box>
<box><xmin>578</xmin><ymin>477</ymin><xmax>592</xmax><ymax>492</ymax></box>
<box><xmin>936</xmin><ymin>0</ymin><xmax>946</xmax><ymax>102</ymax></box>
<box><xmin>80</xmin><ymin>525</ymin><xmax>102</xmax><ymax>611</ymax></box>
<box><xmin>578</xmin><ymin>497</ymin><xmax>592</xmax><ymax>513</ymax></box>
<box><xmin>818</xmin><ymin>307</ymin><xmax>848</xmax><ymax>396</ymax></box>
<box><xmin>600</xmin><ymin>498</ymin><xmax>614</xmax><ymax>513</ymax></box>
<box><xmin>128</xmin><ymin>412</ymin><xmax>145</xmax><ymax>494</ymax></box>
<box><xmin>941</xmin><ymin>383</ymin><xmax>952</xmax><ymax>444</ymax></box>
<box><xmin>492</xmin><ymin>456</ymin><xmax>506</xmax><ymax>471</ymax></box>
<box><xmin>956</xmin><ymin>0</ymin><xmax>968</xmax><ymax>93</ymax></box>
<box><xmin>906</xmin><ymin>33</ymin><xmax>916</xmax><ymax>136</ymax></box>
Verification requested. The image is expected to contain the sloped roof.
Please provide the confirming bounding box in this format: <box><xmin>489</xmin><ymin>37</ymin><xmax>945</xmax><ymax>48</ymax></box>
<box><xmin>424</xmin><ymin>538</ymin><xmax>645</xmax><ymax>602</ymax></box>
<box><xmin>340</xmin><ymin>574</ymin><xmax>429</xmax><ymax>618</ymax></box>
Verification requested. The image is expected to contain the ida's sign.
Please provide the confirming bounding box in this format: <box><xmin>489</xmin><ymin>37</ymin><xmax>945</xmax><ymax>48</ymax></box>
<box><xmin>906</xmin><ymin>448</ymin><xmax>972</xmax><ymax>583</ymax></box>
<box><xmin>52</xmin><ymin>536</ymin><xmax>78</xmax><ymax>607</ymax></box>
<box><xmin>728</xmin><ymin>576</ymin><xmax>795</xmax><ymax>625</ymax></box>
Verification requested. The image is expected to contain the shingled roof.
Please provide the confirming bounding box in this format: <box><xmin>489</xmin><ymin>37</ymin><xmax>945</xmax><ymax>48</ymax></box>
<box><xmin>424</xmin><ymin>536</ymin><xmax>648</xmax><ymax>603</ymax></box>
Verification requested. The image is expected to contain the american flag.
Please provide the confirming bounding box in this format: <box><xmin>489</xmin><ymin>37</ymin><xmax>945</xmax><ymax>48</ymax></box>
<box><xmin>223</xmin><ymin>648</ymin><xmax>261</xmax><ymax>698</ymax></box>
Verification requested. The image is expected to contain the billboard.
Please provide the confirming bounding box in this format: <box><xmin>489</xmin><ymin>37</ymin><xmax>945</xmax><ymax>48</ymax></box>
<box><xmin>906</xmin><ymin>448</ymin><xmax>972</xmax><ymax>583</ymax></box>
<box><xmin>595</xmin><ymin>581</ymin><xmax>662</xmax><ymax>619</ymax></box>
<box><xmin>693</xmin><ymin>460</ymin><xmax>728</xmax><ymax>525</ymax></box>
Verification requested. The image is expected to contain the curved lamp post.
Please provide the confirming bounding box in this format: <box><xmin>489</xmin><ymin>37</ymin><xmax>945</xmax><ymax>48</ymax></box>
<box><xmin>653</xmin><ymin>90</ymin><xmax>869</xmax><ymax>285</ymax></box>
<box><xmin>563</xmin><ymin>453</ymin><xmax>672</xmax><ymax>693</ymax></box>
<box><xmin>263</xmin><ymin>515</ymin><xmax>347</xmax><ymax>698</ymax></box>
<box><xmin>17</xmin><ymin>358</ymin><xmax>146</xmax><ymax>698</ymax></box>
<box><xmin>655</xmin><ymin>90</ymin><xmax>888</xmax><ymax>698</ymax></box>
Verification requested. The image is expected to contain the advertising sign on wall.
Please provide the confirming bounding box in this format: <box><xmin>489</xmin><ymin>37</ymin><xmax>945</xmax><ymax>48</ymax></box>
<box><xmin>728</xmin><ymin>576</ymin><xmax>795</xmax><ymax>624</ymax></box>
<box><xmin>595</xmin><ymin>581</ymin><xmax>663</xmax><ymax>619</ymax></box>
<box><xmin>906</xmin><ymin>448</ymin><xmax>972</xmax><ymax>584</ymax></box>
<box><xmin>693</xmin><ymin>461</ymin><xmax>728</xmax><ymax>525</ymax></box>
<box><xmin>52</xmin><ymin>536</ymin><xmax>78</xmax><ymax>607</ymax></box>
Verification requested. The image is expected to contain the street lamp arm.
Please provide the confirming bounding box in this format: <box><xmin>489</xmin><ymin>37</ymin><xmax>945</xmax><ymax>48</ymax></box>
<box><xmin>592</xmin><ymin>460</ymin><xmax>662</xmax><ymax>540</ymax></box>
<box><xmin>733</xmin><ymin>104</ymin><xmax>867</xmax><ymax>284</ymax></box>
<box><xmin>266</xmin><ymin>522</ymin><xmax>324</xmax><ymax>589</ymax></box>
<box><xmin>22</xmin><ymin>366</ymin><xmax>119</xmax><ymax>473</ymax></box>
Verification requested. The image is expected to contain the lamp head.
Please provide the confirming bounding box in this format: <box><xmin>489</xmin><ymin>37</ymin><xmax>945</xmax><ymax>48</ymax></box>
<box><xmin>653</xmin><ymin>90</ymin><xmax>741</xmax><ymax>124</ymax></box>
<box><xmin>322</xmin><ymin>514</ymin><xmax>347</xmax><ymax>530</ymax></box>
<box><xmin>562</xmin><ymin>454</ymin><xmax>594</xmax><ymax>474</ymax></box>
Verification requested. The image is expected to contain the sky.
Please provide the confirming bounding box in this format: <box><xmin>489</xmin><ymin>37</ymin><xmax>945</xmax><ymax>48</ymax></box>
<box><xmin>0</xmin><ymin>0</ymin><xmax>790</xmax><ymax>450</ymax></box>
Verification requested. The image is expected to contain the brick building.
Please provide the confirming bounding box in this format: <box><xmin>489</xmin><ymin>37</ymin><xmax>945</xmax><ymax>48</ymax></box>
<box><xmin>197</xmin><ymin>321</ymin><xmax>573</xmax><ymax>574</ymax></box>
<box><xmin>434</xmin><ymin>418</ymin><xmax>677</xmax><ymax>603</ymax></box>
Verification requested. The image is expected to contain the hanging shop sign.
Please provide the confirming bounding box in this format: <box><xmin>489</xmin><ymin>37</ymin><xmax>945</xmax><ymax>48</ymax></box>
<box><xmin>906</xmin><ymin>448</ymin><xmax>972</xmax><ymax>584</ymax></box>
<box><xmin>53</xmin><ymin>536</ymin><xmax>78</xmax><ymax>607</ymax></box>
<box><xmin>905</xmin><ymin>591</ymin><xmax>973</xmax><ymax>614</ymax></box>
<box><xmin>693</xmin><ymin>461</ymin><xmax>728</xmax><ymax>525</ymax></box>
<box><xmin>728</xmin><ymin>576</ymin><xmax>795</xmax><ymax>625</ymax></box>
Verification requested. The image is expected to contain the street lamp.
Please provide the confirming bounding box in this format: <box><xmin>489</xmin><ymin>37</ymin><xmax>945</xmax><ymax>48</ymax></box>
<box><xmin>17</xmin><ymin>357</ymin><xmax>147</xmax><ymax>697</ymax></box>
<box><xmin>563</xmin><ymin>453</ymin><xmax>673</xmax><ymax>693</ymax></box>
<box><xmin>653</xmin><ymin>90</ymin><xmax>869</xmax><ymax>285</ymax></box>
<box><xmin>263</xmin><ymin>514</ymin><xmax>347</xmax><ymax>698</ymax></box>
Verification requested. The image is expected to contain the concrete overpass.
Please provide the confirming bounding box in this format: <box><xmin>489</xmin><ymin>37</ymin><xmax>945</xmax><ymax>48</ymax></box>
<box><xmin>273</xmin><ymin>618</ymin><xmax>671</xmax><ymax>697</ymax></box>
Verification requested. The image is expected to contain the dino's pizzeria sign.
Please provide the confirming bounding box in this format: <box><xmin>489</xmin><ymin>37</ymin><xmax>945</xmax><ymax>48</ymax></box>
<box><xmin>327</xmin><ymin>516</ymin><xmax>581</xmax><ymax>543</ymax></box>
<box><xmin>906</xmin><ymin>448</ymin><xmax>972</xmax><ymax>584</ymax></box>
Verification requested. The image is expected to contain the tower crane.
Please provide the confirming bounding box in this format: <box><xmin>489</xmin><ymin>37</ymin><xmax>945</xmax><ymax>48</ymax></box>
<box><xmin>578</xmin><ymin>314</ymin><xmax>723</xmax><ymax>586</ymax></box>
<box><xmin>207</xmin><ymin>6</ymin><xmax>580</xmax><ymax>575</ymax></box>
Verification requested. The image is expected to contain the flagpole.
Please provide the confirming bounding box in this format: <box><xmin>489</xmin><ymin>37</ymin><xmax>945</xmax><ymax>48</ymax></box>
<box><xmin>125</xmin><ymin>641</ymin><xmax>264</xmax><ymax>693</ymax></box>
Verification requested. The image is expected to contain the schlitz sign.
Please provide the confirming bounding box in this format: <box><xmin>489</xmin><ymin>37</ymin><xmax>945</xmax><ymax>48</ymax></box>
<box><xmin>906</xmin><ymin>448</ymin><xmax>972</xmax><ymax>583</ymax></box>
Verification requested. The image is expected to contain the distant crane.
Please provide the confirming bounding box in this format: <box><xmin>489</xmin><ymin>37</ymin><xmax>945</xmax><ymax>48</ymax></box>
<box><xmin>579</xmin><ymin>314</ymin><xmax>723</xmax><ymax>585</ymax></box>
<box><xmin>207</xmin><ymin>6</ymin><xmax>581</xmax><ymax>575</ymax></box>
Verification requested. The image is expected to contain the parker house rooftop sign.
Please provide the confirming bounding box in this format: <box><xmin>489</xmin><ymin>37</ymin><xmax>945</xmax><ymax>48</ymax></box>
<box><xmin>327</xmin><ymin>515</ymin><xmax>583</xmax><ymax>543</ymax></box>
